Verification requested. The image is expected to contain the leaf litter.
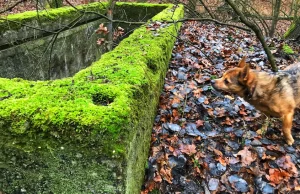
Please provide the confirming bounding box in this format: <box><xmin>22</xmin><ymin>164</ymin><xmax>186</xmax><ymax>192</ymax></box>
<box><xmin>141</xmin><ymin>21</ymin><xmax>300</xmax><ymax>194</ymax></box>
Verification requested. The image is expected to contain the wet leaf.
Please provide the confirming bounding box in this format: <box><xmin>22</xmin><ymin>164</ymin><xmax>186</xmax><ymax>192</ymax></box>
<box><xmin>208</xmin><ymin>178</ymin><xmax>219</xmax><ymax>191</ymax></box>
<box><xmin>234</xmin><ymin>147</ymin><xmax>256</xmax><ymax>166</ymax></box>
<box><xmin>228</xmin><ymin>174</ymin><xmax>249</xmax><ymax>192</ymax></box>
<box><xmin>180</xmin><ymin>144</ymin><xmax>197</xmax><ymax>156</ymax></box>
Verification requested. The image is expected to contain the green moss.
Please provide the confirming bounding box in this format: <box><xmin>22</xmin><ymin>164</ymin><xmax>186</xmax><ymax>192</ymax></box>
<box><xmin>283</xmin><ymin>44</ymin><xmax>294</xmax><ymax>54</ymax></box>
<box><xmin>0</xmin><ymin>2</ymin><xmax>108</xmax><ymax>32</ymax></box>
<box><xmin>284</xmin><ymin>22</ymin><xmax>296</xmax><ymax>38</ymax></box>
<box><xmin>0</xmin><ymin>3</ymin><xmax>184</xmax><ymax>193</ymax></box>
<box><xmin>0</xmin><ymin>3</ymin><xmax>183</xmax><ymax>155</ymax></box>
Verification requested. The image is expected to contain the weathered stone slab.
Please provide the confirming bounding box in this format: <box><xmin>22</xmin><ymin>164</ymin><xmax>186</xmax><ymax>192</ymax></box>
<box><xmin>0</xmin><ymin>3</ymin><xmax>184</xmax><ymax>194</ymax></box>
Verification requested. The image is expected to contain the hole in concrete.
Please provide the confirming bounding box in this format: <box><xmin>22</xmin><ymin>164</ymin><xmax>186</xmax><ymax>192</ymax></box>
<box><xmin>92</xmin><ymin>93</ymin><xmax>114</xmax><ymax>106</ymax></box>
<box><xmin>147</xmin><ymin>59</ymin><xmax>158</xmax><ymax>71</ymax></box>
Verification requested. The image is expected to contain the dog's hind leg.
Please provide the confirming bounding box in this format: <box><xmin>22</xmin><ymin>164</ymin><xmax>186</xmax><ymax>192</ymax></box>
<box><xmin>282</xmin><ymin>112</ymin><xmax>295</xmax><ymax>145</ymax></box>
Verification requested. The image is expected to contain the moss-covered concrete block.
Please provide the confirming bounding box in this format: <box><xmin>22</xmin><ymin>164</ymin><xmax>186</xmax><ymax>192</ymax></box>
<box><xmin>0</xmin><ymin>2</ymin><xmax>170</xmax><ymax>80</ymax></box>
<box><xmin>0</xmin><ymin>3</ymin><xmax>184</xmax><ymax>194</ymax></box>
<box><xmin>284</xmin><ymin>22</ymin><xmax>299</xmax><ymax>40</ymax></box>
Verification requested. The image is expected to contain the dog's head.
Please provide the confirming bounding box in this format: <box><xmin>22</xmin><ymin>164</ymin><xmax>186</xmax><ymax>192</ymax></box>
<box><xmin>211</xmin><ymin>57</ymin><xmax>255</xmax><ymax>95</ymax></box>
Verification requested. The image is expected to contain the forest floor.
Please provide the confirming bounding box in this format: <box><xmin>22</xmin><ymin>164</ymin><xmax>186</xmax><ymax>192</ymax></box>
<box><xmin>141</xmin><ymin>21</ymin><xmax>300</xmax><ymax>193</ymax></box>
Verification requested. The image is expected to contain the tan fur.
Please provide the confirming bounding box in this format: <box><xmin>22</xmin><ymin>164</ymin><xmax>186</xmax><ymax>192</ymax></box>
<box><xmin>211</xmin><ymin>57</ymin><xmax>300</xmax><ymax>145</ymax></box>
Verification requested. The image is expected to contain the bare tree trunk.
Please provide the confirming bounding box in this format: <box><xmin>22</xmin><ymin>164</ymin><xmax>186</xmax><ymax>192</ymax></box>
<box><xmin>198</xmin><ymin>0</ymin><xmax>215</xmax><ymax>19</ymax></box>
<box><xmin>293</xmin><ymin>0</ymin><xmax>300</xmax><ymax>22</ymax></box>
<box><xmin>106</xmin><ymin>0</ymin><xmax>115</xmax><ymax>51</ymax></box>
<box><xmin>224</xmin><ymin>0</ymin><xmax>278</xmax><ymax>72</ymax></box>
<box><xmin>269</xmin><ymin>0</ymin><xmax>282</xmax><ymax>37</ymax></box>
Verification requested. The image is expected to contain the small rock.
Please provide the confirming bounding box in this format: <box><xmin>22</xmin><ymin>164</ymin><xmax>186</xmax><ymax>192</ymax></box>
<box><xmin>162</xmin><ymin>123</ymin><xmax>181</xmax><ymax>132</ymax></box>
<box><xmin>227</xmin><ymin>141</ymin><xmax>240</xmax><ymax>150</ymax></box>
<box><xmin>224</xmin><ymin>127</ymin><xmax>234</xmax><ymax>132</ymax></box>
<box><xmin>178</xmin><ymin>71</ymin><xmax>187</xmax><ymax>80</ymax></box>
<box><xmin>208</xmin><ymin>178</ymin><xmax>219</xmax><ymax>191</ymax></box>
<box><xmin>234</xmin><ymin>129</ymin><xmax>244</xmax><ymax>137</ymax></box>
<box><xmin>285</xmin><ymin>146</ymin><xmax>296</xmax><ymax>153</ymax></box>
<box><xmin>251</xmin><ymin>139</ymin><xmax>262</xmax><ymax>146</ymax></box>
<box><xmin>262</xmin><ymin>183</ymin><xmax>275</xmax><ymax>194</ymax></box>
<box><xmin>228</xmin><ymin>174</ymin><xmax>249</xmax><ymax>192</ymax></box>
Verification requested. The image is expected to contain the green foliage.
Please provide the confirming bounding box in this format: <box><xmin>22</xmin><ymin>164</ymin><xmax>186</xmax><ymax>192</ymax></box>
<box><xmin>284</xmin><ymin>23</ymin><xmax>296</xmax><ymax>38</ymax></box>
<box><xmin>283</xmin><ymin>44</ymin><xmax>294</xmax><ymax>55</ymax></box>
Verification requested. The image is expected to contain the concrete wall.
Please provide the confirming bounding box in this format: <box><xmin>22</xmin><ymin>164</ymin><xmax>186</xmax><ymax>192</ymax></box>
<box><xmin>0</xmin><ymin>3</ymin><xmax>165</xmax><ymax>80</ymax></box>
<box><xmin>0</xmin><ymin>3</ymin><xmax>183</xmax><ymax>194</ymax></box>
<box><xmin>0</xmin><ymin>19</ymin><xmax>106</xmax><ymax>80</ymax></box>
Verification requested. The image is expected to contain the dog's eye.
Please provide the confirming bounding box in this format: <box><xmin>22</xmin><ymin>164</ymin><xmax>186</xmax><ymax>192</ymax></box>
<box><xmin>224</xmin><ymin>79</ymin><xmax>230</xmax><ymax>84</ymax></box>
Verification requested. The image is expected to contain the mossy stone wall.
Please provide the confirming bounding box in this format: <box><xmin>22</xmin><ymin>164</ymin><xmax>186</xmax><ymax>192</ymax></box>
<box><xmin>0</xmin><ymin>3</ymin><xmax>184</xmax><ymax>194</ymax></box>
<box><xmin>284</xmin><ymin>22</ymin><xmax>300</xmax><ymax>40</ymax></box>
<box><xmin>0</xmin><ymin>2</ymin><xmax>166</xmax><ymax>80</ymax></box>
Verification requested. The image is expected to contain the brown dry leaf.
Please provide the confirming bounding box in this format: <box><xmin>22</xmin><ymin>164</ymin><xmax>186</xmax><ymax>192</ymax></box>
<box><xmin>262</xmin><ymin>153</ymin><xmax>277</xmax><ymax>160</ymax></box>
<box><xmin>159</xmin><ymin>166</ymin><xmax>173</xmax><ymax>184</ymax></box>
<box><xmin>165</xmin><ymin>85</ymin><xmax>175</xmax><ymax>91</ymax></box>
<box><xmin>153</xmin><ymin>173</ymin><xmax>162</xmax><ymax>183</ymax></box>
<box><xmin>193</xmin><ymin>88</ymin><xmax>202</xmax><ymax>98</ymax></box>
<box><xmin>207</xmin><ymin>108</ymin><xmax>214</xmax><ymax>117</ymax></box>
<box><xmin>180</xmin><ymin>144</ymin><xmax>197</xmax><ymax>156</ymax></box>
<box><xmin>172</xmin><ymin>109</ymin><xmax>180</xmax><ymax>120</ymax></box>
<box><xmin>234</xmin><ymin>146</ymin><xmax>256</xmax><ymax>166</ymax></box>
<box><xmin>266</xmin><ymin>145</ymin><xmax>285</xmax><ymax>153</ymax></box>
<box><xmin>222</xmin><ymin>117</ymin><xmax>234</xmax><ymax>125</ymax></box>
<box><xmin>239</xmin><ymin>106</ymin><xmax>247</xmax><ymax>116</ymax></box>
<box><xmin>249</xmin><ymin>166</ymin><xmax>265</xmax><ymax>176</ymax></box>
<box><xmin>96</xmin><ymin>23</ymin><xmax>109</xmax><ymax>34</ymax></box>
<box><xmin>166</xmin><ymin>135</ymin><xmax>179</xmax><ymax>145</ymax></box>
<box><xmin>216</xmin><ymin>156</ymin><xmax>228</xmax><ymax>166</ymax></box>
<box><xmin>204</xmin><ymin>98</ymin><xmax>209</xmax><ymax>104</ymax></box>
<box><xmin>214</xmin><ymin>107</ymin><xmax>226</xmax><ymax>117</ymax></box>
<box><xmin>96</xmin><ymin>38</ymin><xmax>105</xmax><ymax>45</ymax></box>
<box><xmin>170</xmin><ymin>97</ymin><xmax>181</xmax><ymax>105</ymax></box>
<box><xmin>188</xmin><ymin>81</ymin><xmax>198</xmax><ymax>90</ymax></box>
<box><xmin>266</xmin><ymin>169</ymin><xmax>290</xmax><ymax>185</ymax></box>
<box><xmin>213</xmin><ymin>149</ymin><xmax>223</xmax><ymax>157</ymax></box>
<box><xmin>152</xmin><ymin>146</ymin><xmax>161</xmax><ymax>156</ymax></box>
<box><xmin>196</xmin><ymin>120</ymin><xmax>204</xmax><ymax>127</ymax></box>
<box><xmin>276</xmin><ymin>155</ymin><xmax>298</xmax><ymax>176</ymax></box>
<box><xmin>168</xmin><ymin>146</ymin><xmax>174</xmax><ymax>152</ymax></box>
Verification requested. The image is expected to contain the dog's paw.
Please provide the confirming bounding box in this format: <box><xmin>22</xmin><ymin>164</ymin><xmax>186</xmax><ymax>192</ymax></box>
<box><xmin>286</xmin><ymin>138</ymin><xmax>294</xmax><ymax>146</ymax></box>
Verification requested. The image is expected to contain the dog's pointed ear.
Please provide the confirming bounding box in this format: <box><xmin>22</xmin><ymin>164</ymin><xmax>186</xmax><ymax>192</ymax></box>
<box><xmin>238</xmin><ymin>56</ymin><xmax>247</xmax><ymax>68</ymax></box>
<box><xmin>240</xmin><ymin>64</ymin><xmax>250</xmax><ymax>81</ymax></box>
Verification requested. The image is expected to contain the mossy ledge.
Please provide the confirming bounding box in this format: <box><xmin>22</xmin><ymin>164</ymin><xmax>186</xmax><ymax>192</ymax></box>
<box><xmin>0</xmin><ymin>3</ymin><xmax>184</xmax><ymax>194</ymax></box>
<box><xmin>0</xmin><ymin>2</ymin><xmax>108</xmax><ymax>32</ymax></box>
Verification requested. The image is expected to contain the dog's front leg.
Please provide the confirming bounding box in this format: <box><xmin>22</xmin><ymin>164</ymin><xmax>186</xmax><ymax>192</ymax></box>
<box><xmin>282</xmin><ymin>112</ymin><xmax>295</xmax><ymax>145</ymax></box>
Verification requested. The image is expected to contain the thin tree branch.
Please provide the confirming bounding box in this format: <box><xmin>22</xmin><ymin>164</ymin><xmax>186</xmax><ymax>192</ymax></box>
<box><xmin>225</xmin><ymin>0</ymin><xmax>278</xmax><ymax>72</ymax></box>
<box><xmin>174</xmin><ymin>18</ymin><xmax>251</xmax><ymax>31</ymax></box>
<box><xmin>199</xmin><ymin>0</ymin><xmax>215</xmax><ymax>19</ymax></box>
<box><xmin>0</xmin><ymin>0</ymin><xmax>27</xmax><ymax>14</ymax></box>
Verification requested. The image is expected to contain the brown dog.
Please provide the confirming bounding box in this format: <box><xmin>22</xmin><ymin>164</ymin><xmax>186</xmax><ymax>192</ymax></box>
<box><xmin>211</xmin><ymin>57</ymin><xmax>300</xmax><ymax>145</ymax></box>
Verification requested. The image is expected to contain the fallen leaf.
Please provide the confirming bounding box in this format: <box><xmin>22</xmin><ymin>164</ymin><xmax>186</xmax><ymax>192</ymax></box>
<box><xmin>234</xmin><ymin>147</ymin><xmax>256</xmax><ymax>166</ymax></box>
<box><xmin>266</xmin><ymin>169</ymin><xmax>290</xmax><ymax>185</ymax></box>
<box><xmin>180</xmin><ymin>144</ymin><xmax>197</xmax><ymax>156</ymax></box>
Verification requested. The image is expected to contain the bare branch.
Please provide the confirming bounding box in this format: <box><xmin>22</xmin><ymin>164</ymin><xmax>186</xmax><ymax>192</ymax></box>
<box><xmin>225</xmin><ymin>0</ymin><xmax>278</xmax><ymax>72</ymax></box>
<box><xmin>199</xmin><ymin>0</ymin><xmax>215</xmax><ymax>19</ymax></box>
<box><xmin>0</xmin><ymin>0</ymin><xmax>27</xmax><ymax>14</ymax></box>
<box><xmin>174</xmin><ymin>18</ymin><xmax>251</xmax><ymax>31</ymax></box>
